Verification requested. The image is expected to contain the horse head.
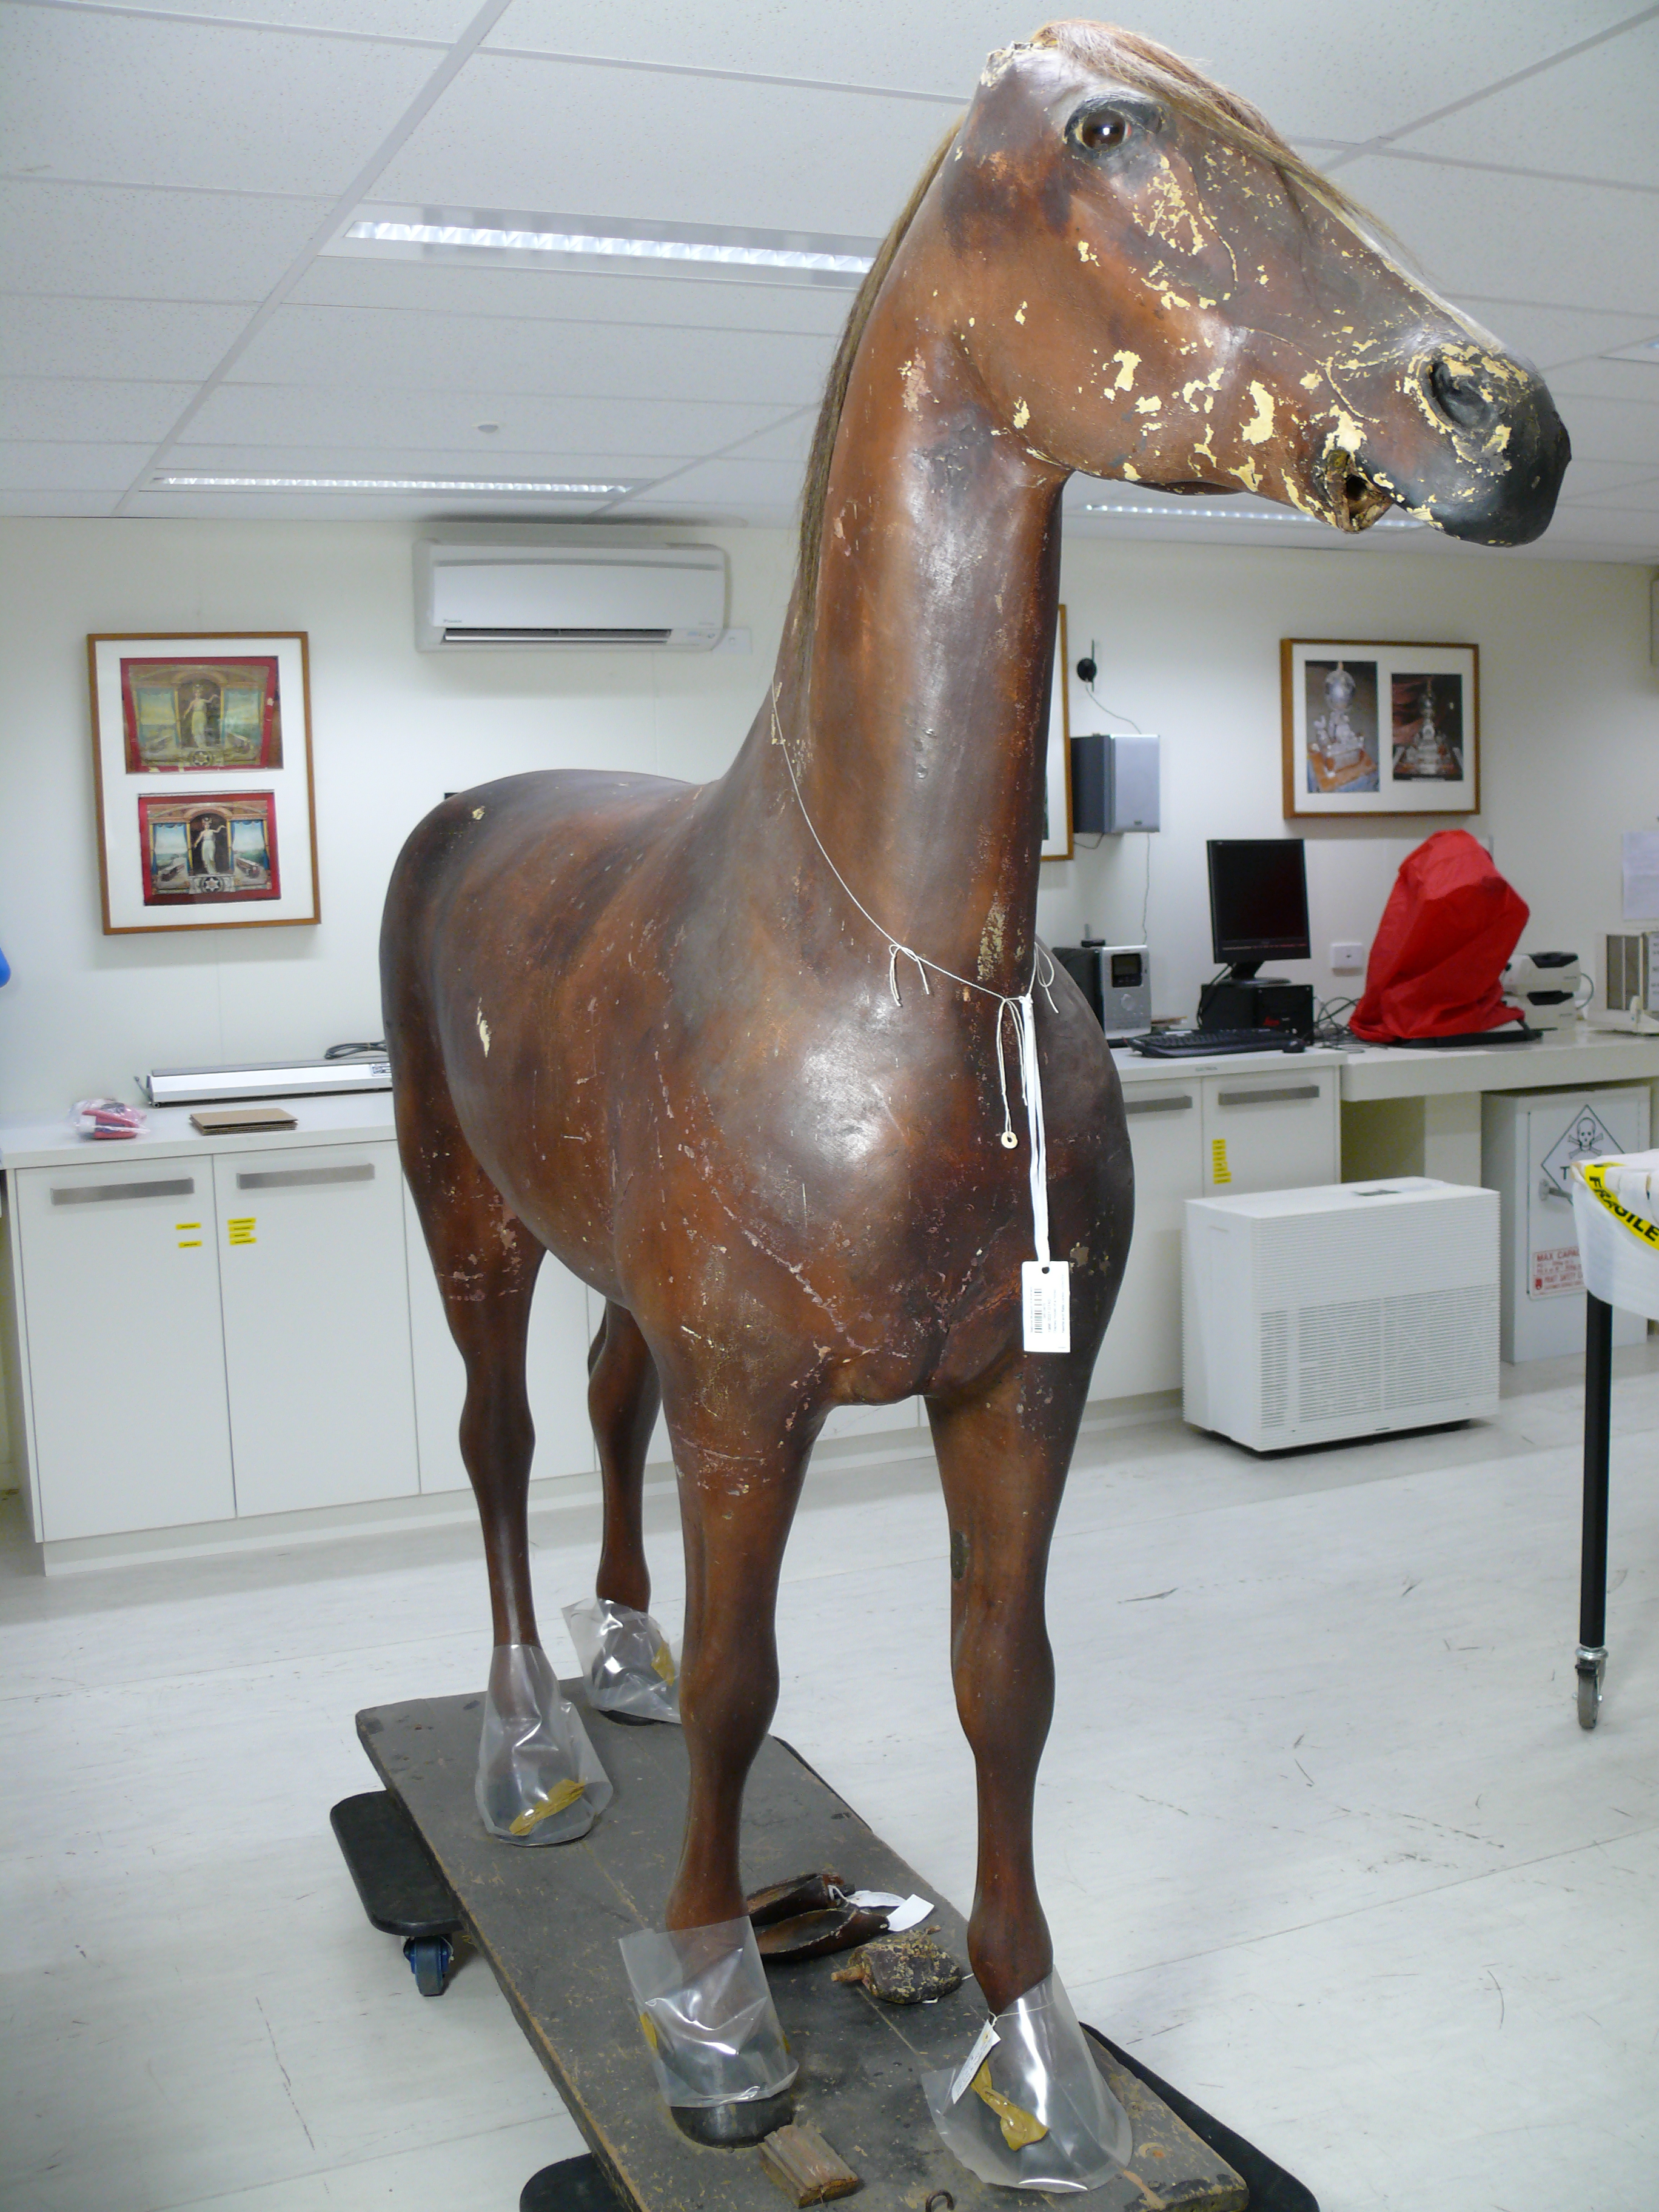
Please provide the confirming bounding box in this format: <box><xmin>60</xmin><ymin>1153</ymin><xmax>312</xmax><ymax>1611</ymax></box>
<box><xmin>923</xmin><ymin>21</ymin><xmax>1568</xmax><ymax>545</ymax></box>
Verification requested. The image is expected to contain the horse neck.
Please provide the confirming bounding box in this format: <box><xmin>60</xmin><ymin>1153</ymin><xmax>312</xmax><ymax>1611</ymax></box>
<box><xmin>763</xmin><ymin>290</ymin><xmax>1067</xmax><ymax>999</ymax></box>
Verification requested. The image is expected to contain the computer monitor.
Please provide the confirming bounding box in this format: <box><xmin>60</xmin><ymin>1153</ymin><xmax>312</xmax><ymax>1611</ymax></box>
<box><xmin>1207</xmin><ymin>839</ymin><xmax>1310</xmax><ymax>980</ymax></box>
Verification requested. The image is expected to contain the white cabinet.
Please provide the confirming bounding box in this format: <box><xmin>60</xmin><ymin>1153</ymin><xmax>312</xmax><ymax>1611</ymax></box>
<box><xmin>216</xmin><ymin>1144</ymin><xmax>418</xmax><ymax>1515</ymax></box>
<box><xmin>1092</xmin><ymin>1059</ymin><xmax>1342</xmax><ymax>1403</ymax></box>
<box><xmin>1201</xmin><ymin>1067</ymin><xmax>1341</xmax><ymax>1196</ymax></box>
<box><xmin>11</xmin><ymin>1157</ymin><xmax>235</xmax><ymax>1540</ymax></box>
<box><xmin>406</xmin><ymin>1187</ymin><xmax>597</xmax><ymax>1493</ymax></box>
<box><xmin>1092</xmin><ymin>1081</ymin><xmax>1201</xmax><ymax>1398</ymax></box>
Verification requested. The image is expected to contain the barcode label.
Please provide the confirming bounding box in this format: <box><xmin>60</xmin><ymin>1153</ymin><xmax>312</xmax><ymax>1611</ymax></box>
<box><xmin>950</xmin><ymin>2017</ymin><xmax>1002</xmax><ymax>2103</ymax></box>
<box><xmin>1022</xmin><ymin>1259</ymin><xmax>1071</xmax><ymax>1353</ymax></box>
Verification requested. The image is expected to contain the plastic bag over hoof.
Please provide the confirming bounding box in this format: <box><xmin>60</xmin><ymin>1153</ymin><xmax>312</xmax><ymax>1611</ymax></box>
<box><xmin>563</xmin><ymin>1595</ymin><xmax>680</xmax><ymax>1722</ymax></box>
<box><xmin>475</xmin><ymin>1642</ymin><xmax>613</xmax><ymax>1845</ymax></box>
<box><xmin>618</xmin><ymin>1917</ymin><xmax>797</xmax><ymax>2110</ymax></box>
<box><xmin>922</xmin><ymin>1970</ymin><xmax>1131</xmax><ymax>2193</ymax></box>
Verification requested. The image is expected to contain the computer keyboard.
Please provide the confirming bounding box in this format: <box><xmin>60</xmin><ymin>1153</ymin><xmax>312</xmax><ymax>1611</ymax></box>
<box><xmin>1130</xmin><ymin>1027</ymin><xmax>1309</xmax><ymax>1057</ymax></box>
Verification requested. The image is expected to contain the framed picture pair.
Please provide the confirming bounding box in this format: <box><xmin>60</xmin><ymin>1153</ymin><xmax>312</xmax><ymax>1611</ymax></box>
<box><xmin>87</xmin><ymin>632</ymin><xmax>319</xmax><ymax>934</ymax></box>
<box><xmin>1281</xmin><ymin>638</ymin><xmax>1479</xmax><ymax>817</ymax></box>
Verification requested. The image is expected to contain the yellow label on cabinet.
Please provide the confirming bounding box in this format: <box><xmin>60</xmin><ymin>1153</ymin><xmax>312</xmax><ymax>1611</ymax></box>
<box><xmin>1211</xmin><ymin>1138</ymin><xmax>1232</xmax><ymax>1185</ymax></box>
<box><xmin>226</xmin><ymin>1216</ymin><xmax>256</xmax><ymax>1245</ymax></box>
<box><xmin>176</xmin><ymin>1220</ymin><xmax>202</xmax><ymax>1248</ymax></box>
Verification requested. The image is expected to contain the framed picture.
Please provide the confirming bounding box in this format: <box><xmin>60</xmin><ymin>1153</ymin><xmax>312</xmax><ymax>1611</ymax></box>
<box><xmin>1042</xmin><ymin>604</ymin><xmax>1074</xmax><ymax>859</ymax></box>
<box><xmin>1281</xmin><ymin>639</ymin><xmax>1479</xmax><ymax>817</ymax></box>
<box><xmin>88</xmin><ymin>633</ymin><xmax>319</xmax><ymax>932</ymax></box>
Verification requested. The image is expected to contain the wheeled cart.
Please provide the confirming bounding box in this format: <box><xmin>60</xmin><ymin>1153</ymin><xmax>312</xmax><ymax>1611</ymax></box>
<box><xmin>332</xmin><ymin>1684</ymin><xmax>1319</xmax><ymax>2210</ymax></box>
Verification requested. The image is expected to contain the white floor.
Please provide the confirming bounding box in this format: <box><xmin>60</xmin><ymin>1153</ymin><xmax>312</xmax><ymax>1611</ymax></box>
<box><xmin>4</xmin><ymin>1347</ymin><xmax>1658</xmax><ymax>2212</ymax></box>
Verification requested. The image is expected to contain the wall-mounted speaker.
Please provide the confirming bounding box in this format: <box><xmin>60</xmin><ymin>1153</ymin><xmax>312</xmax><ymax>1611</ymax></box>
<box><xmin>1070</xmin><ymin>732</ymin><xmax>1161</xmax><ymax>834</ymax></box>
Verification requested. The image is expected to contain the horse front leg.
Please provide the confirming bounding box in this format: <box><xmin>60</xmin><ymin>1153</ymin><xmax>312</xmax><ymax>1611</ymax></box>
<box><xmin>926</xmin><ymin>1354</ymin><xmax>1091</xmax><ymax>2013</ymax></box>
<box><xmin>657</xmin><ymin>1386</ymin><xmax>814</xmax><ymax>1931</ymax></box>
<box><xmin>611</xmin><ymin>1372</ymin><xmax>811</xmax><ymax>2143</ymax></box>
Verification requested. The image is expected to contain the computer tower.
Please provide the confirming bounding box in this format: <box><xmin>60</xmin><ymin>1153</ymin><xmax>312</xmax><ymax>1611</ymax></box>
<box><xmin>1197</xmin><ymin>977</ymin><xmax>1315</xmax><ymax>1036</ymax></box>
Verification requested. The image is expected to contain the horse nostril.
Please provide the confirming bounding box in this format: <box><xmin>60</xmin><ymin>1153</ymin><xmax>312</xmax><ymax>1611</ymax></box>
<box><xmin>1427</xmin><ymin>356</ymin><xmax>1496</xmax><ymax>433</ymax></box>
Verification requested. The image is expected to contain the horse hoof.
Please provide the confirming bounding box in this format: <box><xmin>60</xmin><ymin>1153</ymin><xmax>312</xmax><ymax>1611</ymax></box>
<box><xmin>671</xmin><ymin>2088</ymin><xmax>794</xmax><ymax>2147</ymax></box>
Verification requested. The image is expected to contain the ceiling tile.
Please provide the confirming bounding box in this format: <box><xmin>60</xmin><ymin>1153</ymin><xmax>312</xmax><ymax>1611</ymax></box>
<box><xmin>1389</xmin><ymin>20</ymin><xmax>1659</xmax><ymax>190</ymax></box>
<box><xmin>1558</xmin><ymin>474</ymin><xmax>1659</xmax><ymax>514</ymax></box>
<box><xmin>1536</xmin><ymin>357</ymin><xmax>1659</xmax><ymax>405</ymax></box>
<box><xmin>1546</xmin><ymin>457</ymin><xmax>1659</xmax><ymax>500</ymax></box>
<box><xmin>371</xmin><ymin>56</ymin><xmax>949</xmax><ymax>233</ymax></box>
<box><xmin>0</xmin><ymin>440</ymin><xmax>154</xmax><ymax>491</ymax></box>
<box><xmin>615</xmin><ymin>455</ymin><xmax>809</xmax><ymax>511</ymax></box>
<box><xmin>184</xmin><ymin>382</ymin><xmax>789</xmax><ymax>455</ymax></box>
<box><xmin>160</xmin><ymin>440</ymin><xmax>683</xmax><ymax>475</ymax></box>
<box><xmin>290</xmin><ymin>254</ymin><xmax>856</xmax><ymax>333</ymax></box>
<box><xmin>1</xmin><ymin>10</ymin><xmax>443</xmax><ymax>197</ymax></box>
<box><xmin>0</xmin><ymin>181</ymin><xmax>334</xmax><ymax>303</ymax></box>
<box><xmin>488</xmin><ymin>1</ymin><xmax>1647</xmax><ymax>142</ymax></box>
<box><xmin>1526</xmin><ymin>503</ymin><xmax>1659</xmax><ymax>554</ymax></box>
<box><xmin>52</xmin><ymin>1</ymin><xmax>477</xmax><ymax>31</ymax></box>
<box><xmin>0</xmin><ymin>489</ymin><xmax>122</xmax><ymax>515</ymax></box>
<box><xmin>1549</xmin><ymin>391</ymin><xmax>1659</xmax><ymax>469</ymax></box>
<box><xmin>1451</xmin><ymin>297</ymin><xmax>1659</xmax><ymax>374</ymax></box>
<box><xmin>1333</xmin><ymin>155</ymin><xmax>1659</xmax><ymax>319</ymax></box>
<box><xmin>0</xmin><ymin>298</ymin><xmax>251</xmax><ymax>381</ymax></box>
<box><xmin>224</xmin><ymin>306</ymin><xmax>836</xmax><ymax>407</ymax></box>
<box><xmin>0</xmin><ymin>378</ymin><xmax>196</xmax><ymax>443</ymax></box>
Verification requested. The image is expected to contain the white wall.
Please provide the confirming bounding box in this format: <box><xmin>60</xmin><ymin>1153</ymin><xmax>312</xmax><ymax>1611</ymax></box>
<box><xmin>1</xmin><ymin>516</ymin><xmax>1654</xmax><ymax>1122</ymax></box>
<box><xmin>1044</xmin><ymin>538</ymin><xmax>1659</xmax><ymax>1021</ymax></box>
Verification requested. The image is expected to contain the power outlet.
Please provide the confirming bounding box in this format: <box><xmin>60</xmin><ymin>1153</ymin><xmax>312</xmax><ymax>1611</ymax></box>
<box><xmin>1330</xmin><ymin>940</ymin><xmax>1366</xmax><ymax>973</ymax></box>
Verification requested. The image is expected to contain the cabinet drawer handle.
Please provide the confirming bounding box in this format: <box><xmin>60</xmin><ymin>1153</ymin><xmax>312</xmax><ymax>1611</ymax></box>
<box><xmin>51</xmin><ymin>1176</ymin><xmax>195</xmax><ymax>1205</ymax></box>
<box><xmin>235</xmin><ymin>1162</ymin><xmax>375</xmax><ymax>1191</ymax></box>
<box><xmin>1215</xmin><ymin>1084</ymin><xmax>1322</xmax><ymax>1107</ymax></box>
<box><xmin>1124</xmin><ymin>1094</ymin><xmax>1193</xmax><ymax>1115</ymax></box>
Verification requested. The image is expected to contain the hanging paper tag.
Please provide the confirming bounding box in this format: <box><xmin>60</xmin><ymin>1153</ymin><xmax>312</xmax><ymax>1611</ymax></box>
<box><xmin>1022</xmin><ymin>1259</ymin><xmax>1070</xmax><ymax>1353</ymax></box>
<box><xmin>950</xmin><ymin>2017</ymin><xmax>1002</xmax><ymax>2104</ymax></box>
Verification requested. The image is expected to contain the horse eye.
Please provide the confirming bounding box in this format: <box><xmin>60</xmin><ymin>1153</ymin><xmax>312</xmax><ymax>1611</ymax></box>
<box><xmin>1070</xmin><ymin>106</ymin><xmax>1131</xmax><ymax>156</ymax></box>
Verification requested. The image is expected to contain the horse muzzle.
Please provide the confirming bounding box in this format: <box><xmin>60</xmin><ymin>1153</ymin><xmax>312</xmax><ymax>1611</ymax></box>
<box><xmin>1362</xmin><ymin>344</ymin><xmax>1572</xmax><ymax>547</ymax></box>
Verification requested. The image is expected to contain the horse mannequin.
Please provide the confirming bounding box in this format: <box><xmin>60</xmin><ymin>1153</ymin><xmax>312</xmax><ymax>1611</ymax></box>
<box><xmin>383</xmin><ymin>15</ymin><xmax>1566</xmax><ymax>2147</ymax></box>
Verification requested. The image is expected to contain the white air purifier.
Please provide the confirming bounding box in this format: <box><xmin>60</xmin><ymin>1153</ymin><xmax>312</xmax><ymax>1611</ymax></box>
<box><xmin>1183</xmin><ymin>1178</ymin><xmax>1500</xmax><ymax>1450</ymax></box>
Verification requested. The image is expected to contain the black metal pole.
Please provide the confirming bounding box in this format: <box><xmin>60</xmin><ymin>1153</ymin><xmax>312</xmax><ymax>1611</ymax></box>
<box><xmin>1580</xmin><ymin>1292</ymin><xmax>1614</xmax><ymax>1655</ymax></box>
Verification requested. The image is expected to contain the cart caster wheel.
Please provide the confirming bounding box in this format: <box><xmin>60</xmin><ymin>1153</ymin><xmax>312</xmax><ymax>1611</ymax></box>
<box><xmin>1576</xmin><ymin>1657</ymin><xmax>1604</xmax><ymax>1732</ymax></box>
<box><xmin>404</xmin><ymin>1934</ymin><xmax>452</xmax><ymax>1996</ymax></box>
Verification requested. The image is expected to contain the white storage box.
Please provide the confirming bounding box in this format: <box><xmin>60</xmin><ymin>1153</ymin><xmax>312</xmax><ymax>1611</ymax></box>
<box><xmin>1184</xmin><ymin>1178</ymin><xmax>1499</xmax><ymax>1450</ymax></box>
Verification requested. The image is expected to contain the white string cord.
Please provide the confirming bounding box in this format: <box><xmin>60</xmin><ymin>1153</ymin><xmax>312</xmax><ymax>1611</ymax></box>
<box><xmin>772</xmin><ymin>686</ymin><xmax>1057</xmax><ymax>1258</ymax></box>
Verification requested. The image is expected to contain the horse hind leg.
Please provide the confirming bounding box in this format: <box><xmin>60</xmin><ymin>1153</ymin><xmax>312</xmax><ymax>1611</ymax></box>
<box><xmin>567</xmin><ymin>1304</ymin><xmax>677</xmax><ymax>1720</ymax></box>
<box><xmin>588</xmin><ymin>1300</ymin><xmax>661</xmax><ymax>1613</ymax></box>
<box><xmin>395</xmin><ymin>1057</ymin><xmax>607</xmax><ymax>1842</ymax></box>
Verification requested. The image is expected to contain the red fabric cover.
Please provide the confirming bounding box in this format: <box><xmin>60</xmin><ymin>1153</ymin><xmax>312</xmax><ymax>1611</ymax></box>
<box><xmin>1350</xmin><ymin>830</ymin><xmax>1529</xmax><ymax>1042</ymax></box>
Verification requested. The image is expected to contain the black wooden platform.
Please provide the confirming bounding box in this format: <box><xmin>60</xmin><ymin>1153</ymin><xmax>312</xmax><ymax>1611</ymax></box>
<box><xmin>357</xmin><ymin>1690</ymin><xmax>1310</xmax><ymax>2210</ymax></box>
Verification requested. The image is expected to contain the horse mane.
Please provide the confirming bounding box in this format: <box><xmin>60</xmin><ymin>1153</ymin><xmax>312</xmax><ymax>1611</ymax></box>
<box><xmin>793</xmin><ymin>118</ymin><xmax>960</xmax><ymax>638</ymax></box>
<box><xmin>1030</xmin><ymin>21</ymin><xmax>1370</xmax><ymax>227</ymax></box>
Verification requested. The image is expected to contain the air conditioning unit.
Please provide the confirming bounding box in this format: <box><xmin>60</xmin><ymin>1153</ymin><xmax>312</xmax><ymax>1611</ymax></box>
<box><xmin>415</xmin><ymin>527</ymin><xmax>727</xmax><ymax>649</ymax></box>
<box><xmin>1183</xmin><ymin>1178</ymin><xmax>1500</xmax><ymax>1450</ymax></box>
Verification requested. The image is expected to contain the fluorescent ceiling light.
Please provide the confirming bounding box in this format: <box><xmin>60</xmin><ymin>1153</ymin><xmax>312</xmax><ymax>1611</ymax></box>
<box><xmin>151</xmin><ymin>474</ymin><xmax>633</xmax><ymax>495</ymax></box>
<box><xmin>347</xmin><ymin>219</ymin><xmax>873</xmax><ymax>277</ymax></box>
<box><xmin>1081</xmin><ymin>498</ymin><xmax>1426</xmax><ymax>530</ymax></box>
<box><xmin>330</xmin><ymin>204</ymin><xmax>879</xmax><ymax>287</ymax></box>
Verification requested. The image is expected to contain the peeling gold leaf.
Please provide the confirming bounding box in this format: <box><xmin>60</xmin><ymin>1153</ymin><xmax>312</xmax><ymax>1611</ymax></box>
<box><xmin>508</xmin><ymin>1777</ymin><xmax>586</xmax><ymax>1835</ymax></box>
<box><xmin>970</xmin><ymin>2060</ymin><xmax>1048</xmax><ymax>2150</ymax></box>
